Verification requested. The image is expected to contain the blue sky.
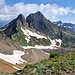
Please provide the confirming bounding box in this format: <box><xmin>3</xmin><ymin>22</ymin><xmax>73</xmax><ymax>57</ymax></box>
<box><xmin>0</xmin><ymin>0</ymin><xmax>75</xmax><ymax>26</ymax></box>
<box><xmin>6</xmin><ymin>0</ymin><xmax>75</xmax><ymax>8</ymax></box>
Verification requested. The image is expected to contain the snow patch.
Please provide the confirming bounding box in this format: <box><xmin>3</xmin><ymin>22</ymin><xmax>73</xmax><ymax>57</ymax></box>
<box><xmin>68</xmin><ymin>26</ymin><xmax>71</xmax><ymax>28</ymax></box>
<box><xmin>55</xmin><ymin>39</ymin><xmax>62</xmax><ymax>46</ymax></box>
<box><xmin>22</xmin><ymin>45</ymin><xmax>57</xmax><ymax>49</ymax></box>
<box><xmin>50</xmin><ymin>39</ymin><xmax>56</xmax><ymax>46</ymax></box>
<box><xmin>21</xmin><ymin>27</ymin><xmax>47</xmax><ymax>43</ymax></box>
<box><xmin>48</xmin><ymin>37</ymin><xmax>62</xmax><ymax>46</ymax></box>
<box><xmin>25</xmin><ymin>36</ymin><xmax>31</xmax><ymax>43</ymax></box>
<box><xmin>13</xmin><ymin>66</ymin><xmax>20</xmax><ymax>70</ymax></box>
<box><xmin>22</xmin><ymin>39</ymin><xmax>62</xmax><ymax>49</ymax></box>
<box><xmin>0</xmin><ymin>50</ymin><xmax>26</xmax><ymax>65</ymax></box>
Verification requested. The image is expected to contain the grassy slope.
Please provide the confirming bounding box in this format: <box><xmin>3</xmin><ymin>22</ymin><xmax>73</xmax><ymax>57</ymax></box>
<box><xmin>14</xmin><ymin>52</ymin><xmax>75</xmax><ymax>75</ymax></box>
<box><xmin>12</xmin><ymin>21</ymin><xmax>28</xmax><ymax>46</ymax></box>
<box><xmin>12</xmin><ymin>21</ymin><xmax>51</xmax><ymax>46</ymax></box>
<box><xmin>30</xmin><ymin>37</ymin><xmax>51</xmax><ymax>46</ymax></box>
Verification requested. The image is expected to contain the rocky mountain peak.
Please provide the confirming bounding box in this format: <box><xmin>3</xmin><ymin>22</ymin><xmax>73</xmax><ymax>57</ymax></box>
<box><xmin>17</xmin><ymin>14</ymin><xmax>25</xmax><ymax>21</ymax></box>
<box><xmin>17</xmin><ymin>14</ymin><xmax>24</xmax><ymax>19</ymax></box>
<box><xmin>26</xmin><ymin>11</ymin><xmax>59</xmax><ymax>37</ymax></box>
<box><xmin>35</xmin><ymin>11</ymin><xmax>44</xmax><ymax>17</ymax></box>
<box><xmin>3</xmin><ymin>14</ymin><xmax>27</xmax><ymax>38</ymax></box>
<box><xmin>26</xmin><ymin>11</ymin><xmax>49</xmax><ymax>32</ymax></box>
<box><xmin>16</xmin><ymin>14</ymin><xmax>27</xmax><ymax>26</ymax></box>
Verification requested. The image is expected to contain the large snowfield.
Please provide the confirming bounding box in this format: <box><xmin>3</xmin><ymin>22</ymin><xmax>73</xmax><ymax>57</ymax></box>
<box><xmin>21</xmin><ymin>27</ymin><xmax>62</xmax><ymax>47</ymax></box>
<box><xmin>21</xmin><ymin>27</ymin><xmax>47</xmax><ymax>43</ymax></box>
<box><xmin>0</xmin><ymin>50</ymin><xmax>26</xmax><ymax>65</ymax></box>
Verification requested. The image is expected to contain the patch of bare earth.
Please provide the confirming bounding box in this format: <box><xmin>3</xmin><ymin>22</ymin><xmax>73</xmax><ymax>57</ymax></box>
<box><xmin>0</xmin><ymin>39</ymin><xmax>23</xmax><ymax>54</ymax></box>
<box><xmin>22</xmin><ymin>49</ymin><xmax>49</xmax><ymax>64</ymax></box>
<box><xmin>0</xmin><ymin>40</ymin><xmax>16</xmax><ymax>54</ymax></box>
<box><xmin>0</xmin><ymin>59</ymin><xmax>25</xmax><ymax>73</ymax></box>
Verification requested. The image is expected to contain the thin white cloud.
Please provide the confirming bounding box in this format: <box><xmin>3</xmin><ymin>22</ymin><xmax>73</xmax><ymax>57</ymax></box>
<box><xmin>0</xmin><ymin>0</ymin><xmax>5</xmax><ymax>5</ymax></box>
<box><xmin>71</xmin><ymin>9</ymin><xmax>75</xmax><ymax>14</ymax></box>
<box><xmin>0</xmin><ymin>0</ymin><xmax>75</xmax><ymax>23</ymax></box>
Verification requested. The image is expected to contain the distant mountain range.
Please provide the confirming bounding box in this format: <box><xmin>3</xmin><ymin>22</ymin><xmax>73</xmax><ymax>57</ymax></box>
<box><xmin>54</xmin><ymin>21</ymin><xmax>75</xmax><ymax>34</ymax></box>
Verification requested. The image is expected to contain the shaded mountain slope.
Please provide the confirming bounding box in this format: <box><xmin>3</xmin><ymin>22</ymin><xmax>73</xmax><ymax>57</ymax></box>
<box><xmin>26</xmin><ymin>11</ymin><xmax>75</xmax><ymax>47</ymax></box>
<box><xmin>26</xmin><ymin>11</ymin><xmax>65</xmax><ymax>39</ymax></box>
<box><xmin>3</xmin><ymin>14</ymin><xmax>27</xmax><ymax>38</ymax></box>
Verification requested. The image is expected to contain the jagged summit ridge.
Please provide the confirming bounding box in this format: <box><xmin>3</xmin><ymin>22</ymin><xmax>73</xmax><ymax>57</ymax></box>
<box><xmin>3</xmin><ymin>14</ymin><xmax>27</xmax><ymax>38</ymax></box>
<box><xmin>16</xmin><ymin>14</ymin><xmax>26</xmax><ymax>26</ymax></box>
<box><xmin>26</xmin><ymin>11</ymin><xmax>61</xmax><ymax>38</ymax></box>
<box><xmin>17</xmin><ymin>14</ymin><xmax>25</xmax><ymax>19</ymax></box>
<box><xmin>35</xmin><ymin>11</ymin><xmax>45</xmax><ymax>17</ymax></box>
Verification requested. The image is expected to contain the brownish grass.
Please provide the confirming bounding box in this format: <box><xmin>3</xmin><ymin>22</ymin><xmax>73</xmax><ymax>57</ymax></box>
<box><xmin>0</xmin><ymin>59</ymin><xmax>25</xmax><ymax>73</ymax></box>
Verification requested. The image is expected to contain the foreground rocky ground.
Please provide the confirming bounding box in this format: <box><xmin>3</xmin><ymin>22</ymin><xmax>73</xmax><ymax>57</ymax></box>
<box><xmin>0</xmin><ymin>48</ymin><xmax>75</xmax><ymax>75</ymax></box>
<box><xmin>14</xmin><ymin>51</ymin><xmax>75</xmax><ymax>75</ymax></box>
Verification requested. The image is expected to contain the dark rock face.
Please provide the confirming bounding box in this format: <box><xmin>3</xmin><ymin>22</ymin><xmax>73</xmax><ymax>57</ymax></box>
<box><xmin>4</xmin><ymin>21</ymin><xmax>17</xmax><ymax>38</ymax></box>
<box><xmin>3</xmin><ymin>14</ymin><xmax>26</xmax><ymax>38</ymax></box>
<box><xmin>26</xmin><ymin>11</ymin><xmax>65</xmax><ymax>39</ymax></box>
<box><xmin>16</xmin><ymin>14</ymin><xmax>27</xmax><ymax>26</ymax></box>
<box><xmin>26</xmin><ymin>11</ymin><xmax>48</xmax><ymax>31</ymax></box>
